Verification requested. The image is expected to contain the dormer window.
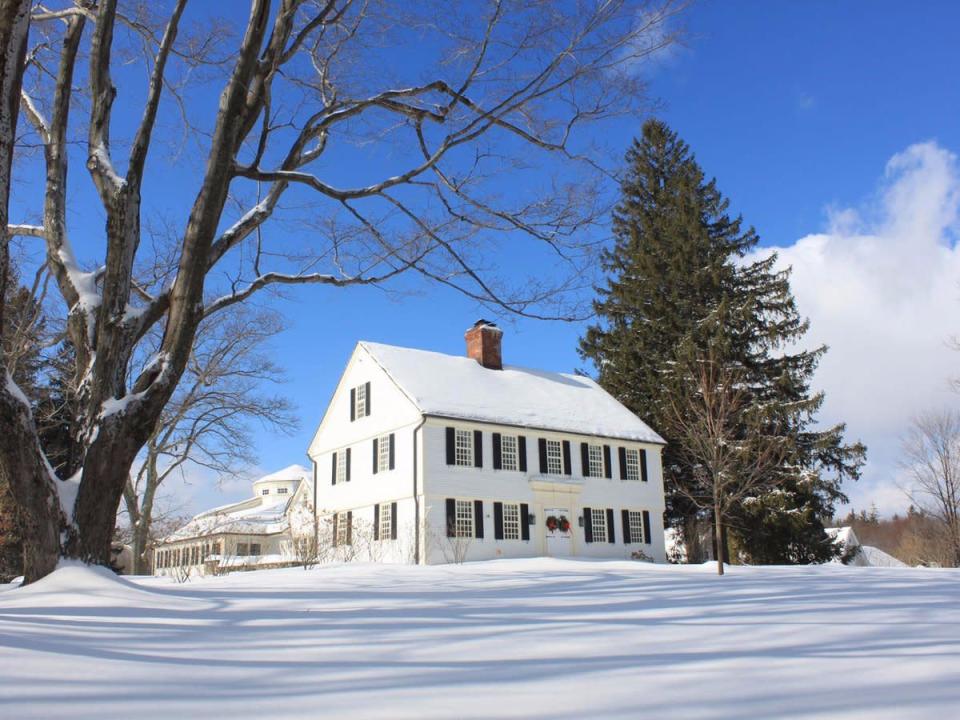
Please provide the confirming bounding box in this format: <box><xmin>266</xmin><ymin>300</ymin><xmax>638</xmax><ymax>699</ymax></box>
<box><xmin>350</xmin><ymin>382</ymin><xmax>371</xmax><ymax>421</ymax></box>
<box><xmin>277</xmin><ymin>487</ymin><xmax>288</xmax><ymax>495</ymax></box>
<box><xmin>261</xmin><ymin>488</ymin><xmax>269</xmax><ymax>496</ymax></box>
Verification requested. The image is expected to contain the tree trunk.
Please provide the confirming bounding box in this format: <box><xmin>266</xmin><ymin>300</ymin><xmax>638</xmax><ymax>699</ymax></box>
<box><xmin>66</xmin><ymin>416</ymin><xmax>153</xmax><ymax>564</ymax></box>
<box><xmin>0</xmin><ymin>398</ymin><xmax>61</xmax><ymax>582</ymax></box>
<box><xmin>0</xmin><ymin>0</ymin><xmax>63</xmax><ymax>584</ymax></box>
<box><xmin>714</xmin><ymin>504</ymin><xmax>724</xmax><ymax>576</ymax></box>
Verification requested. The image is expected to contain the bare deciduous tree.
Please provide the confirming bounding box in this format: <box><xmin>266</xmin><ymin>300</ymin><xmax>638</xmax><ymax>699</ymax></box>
<box><xmin>664</xmin><ymin>342</ymin><xmax>786</xmax><ymax>575</ymax></box>
<box><xmin>0</xmin><ymin>0</ymin><xmax>682</xmax><ymax>582</ymax></box>
<box><xmin>119</xmin><ymin>307</ymin><xmax>295</xmax><ymax>574</ymax></box>
<box><xmin>900</xmin><ymin>410</ymin><xmax>960</xmax><ymax>567</ymax></box>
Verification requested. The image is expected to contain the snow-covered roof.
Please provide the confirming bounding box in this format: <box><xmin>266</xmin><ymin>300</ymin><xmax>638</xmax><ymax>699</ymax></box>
<box><xmin>162</xmin><ymin>467</ymin><xmax>312</xmax><ymax>542</ymax></box>
<box><xmin>361</xmin><ymin>341</ymin><xmax>665</xmax><ymax>444</ymax></box>
<box><xmin>254</xmin><ymin>464</ymin><xmax>311</xmax><ymax>484</ymax></box>
<box><xmin>825</xmin><ymin>526</ymin><xmax>859</xmax><ymax>548</ymax></box>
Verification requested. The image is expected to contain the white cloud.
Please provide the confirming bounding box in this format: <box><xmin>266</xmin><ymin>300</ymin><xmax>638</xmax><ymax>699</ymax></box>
<box><xmin>757</xmin><ymin>141</ymin><xmax>960</xmax><ymax>515</ymax></box>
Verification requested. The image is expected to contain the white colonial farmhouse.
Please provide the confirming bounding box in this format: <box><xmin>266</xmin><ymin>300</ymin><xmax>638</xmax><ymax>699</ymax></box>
<box><xmin>153</xmin><ymin>464</ymin><xmax>314</xmax><ymax>576</ymax></box>
<box><xmin>307</xmin><ymin>321</ymin><xmax>667</xmax><ymax>565</ymax></box>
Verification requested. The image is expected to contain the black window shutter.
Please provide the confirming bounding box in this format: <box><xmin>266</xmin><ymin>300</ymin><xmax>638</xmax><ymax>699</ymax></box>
<box><xmin>642</xmin><ymin>510</ymin><xmax>652</xmax><ymax>544</ymax></box>
<box><xmin>618</xmin><ymin>447</ymin><xmax>627</xmax><ymax>480</ymax></box>
<box><xmin>364</xmin><ymin>381</ymin><xmax>371</xmax><ymax>416</ymax></box>
<box><xmin>474</xmin><ymin>500</ymin><xmax>484</xmax><ymax>539</ymax></box>
<box><xmin>350</xmin><ymin>388</ymin><xmax>356</xmax><ymax>421</ymax></box>
<box><xmin>562</xmin><ymin>440</ymin><xmax>572</xmax><ymax>475</ymax></box>
<box><xmin>345</xmin><ymin>447</ymin><xmax>352</xmax><ymax>481</ymax></box>
<box><xmin>371</xmin><ymin>437</ymin><xmax>379</xmax><ymax>475</ymax></box>
<box><xmin>492</xmin><ymin>433</ymin><xmax>502</xmax><ymax>470</ymax></box>
<box><xmin>640</xmin><ymin>449</ymin><xmax>649</xmax><ymax>482</ymax></box>
<box><xmin>538</xmin><ymin>438</ymin><xmax>548</xmax><ymax>473</ymax></box>
<box><xmin>493</xmin><ymin>502</ymin><xmax>504</xmax><ymax>540</ymax></box>
<box><xmin>446</xmin><ymin>427</ymin><xmax>455</xmax><ymax>465</ymax></box>
<box><xmin>373</xmin><ymin>503</ymin><xmax>381</xmax><ymax>541</ymax></box>
<box><xmin>446</xmin><ymin>498</ymin><xmax>456</xmax><ymax>537</ymax></box>
<box><xmin>474</xmin><ymin>430</ymin><xmax>483</xmax><ymax>467</ymax></box>
<box><xmin>389</xmin><ymin>433</ymin><xmax>395</xmax><ymax>470</ymax></box>
<box><xmin>583</xmin><ymin>507</ymin><xmax>593</xmax><ymax>543</ymax></box>
<box><xmin>622</xmin><ymin>509</ymin><xmax>632</xmax><ymax>544</ymax></box>
<box><xmin>391</xmin><ymin>502</ymin><xmax>398</xmax><ymax>540</ymax></box>
<box><xmin>580</xmin><ymin>442</ymin><xmax>589</xmax><ymax>476</ymax></box>
<box><xmin>331</xmin><ymin>451</ymin><xmax>337</xmax><ymax>485</ymax></box>
<box><xmin>603</xmin><ymin>445</ymin><xmax>612</xmax><ymax>479</ymax></box>
<box><xmin>606</xmin><ymin>508</ymin><xmax>616</xmax><ymax>544</ymax></box>
<box><xmin>332</xmin><ymin>513</ymin><xmax>339</xmax><ymax>546</ymax></box>
<box><xmin>518</xmin><ymin>436</ymin><xmax>527</xmax><ymax>471</ymax></box>
<box><xmin>520</xmin><ymin>503</ymin><xmax>530</xmax><ymax>541</ymax></box>
<box><xmin>346</xmin><ymin>511</ymin><xmax>353</xmax><ymax>544</ymax></box>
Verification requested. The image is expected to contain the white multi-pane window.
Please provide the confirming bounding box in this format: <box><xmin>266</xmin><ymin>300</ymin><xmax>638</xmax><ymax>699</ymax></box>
<box><xmin>502</xmin><ymin>503</ymin><xmax>520</xmax><ymax>540</ymax></box>
<box><xmin>455</xmin><ymin>499</ymin><xmax>474</xmax><ymax>537</ymax></box>
<box><xmin>546</xmin><ymin>439</ymin><xmax>563</xmax><ymax>475</ymax></box>
<box><xmin>591</xmin><ymin>508</ymin><xmax>608</xmax><ymax>543</ymax></box>
<box><xmin>628</xmin><ymin>511</ymin><xmax>644</xmax><ymax>543</ymax></box>
<box><xmin>624</xmin><ymin>449</ymin><xmax>640</xmax><ymax>481</ymax></box>
<box><xmin>237</xmin><ymin>543</ymin><xmax>249</xmax><ymax>556</ymax></box>
<box><xmin>587</xmin><ymin>444</ymin><xmax>604</xmax><ymax>477</ymax></box>
<box><xmin>378</xmin><ymin>434</ymin><xmax>391</xmax><ymax>472</ymax></box>
<box><xmin>354</xmin><ymin>383</ymin><xmax>367</xmax><ymax>418</ymax></box>
<box><xmin>500</xmin><ymin>435</ymin><xmax>518</xmax><ymax>471</ymax></box>
<box><xmin>336</xmin><ymin>451</ymin><xmax>347</xmax><ymax>484</ymax></box>
<box><xmin>379</xmin><ymin>503</ymin><xmax>392</xmax><ymax>541</ymax></box>
<box><xmin>261</xmin><ymin>488</ymin><xmax>270</xmax><ymax>495</ymax></box>
<box><xmin>336</xmin><ymin>512</ymin><xmax>350</xmax><ymax>546</ymax></box>
<box><xmin>250</xmin><ymin>543</ymin><xmax>261</xmax><ymax>556</ymax></box>
<box><xmin>277</xmin><ymin>487</ymin><xmax>288</xmax><ymax>494</ymax></box>
<box><xmin>455</xmin><ymin>430</ymin><xmax>474</xmax><ymax>467</ymax></box>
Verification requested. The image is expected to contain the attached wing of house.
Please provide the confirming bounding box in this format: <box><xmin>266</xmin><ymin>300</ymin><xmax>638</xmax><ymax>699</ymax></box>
<box><xmin>153</xmin><ymin>464</ymin><xmax>313</xmax><ymax>576</ymax></box>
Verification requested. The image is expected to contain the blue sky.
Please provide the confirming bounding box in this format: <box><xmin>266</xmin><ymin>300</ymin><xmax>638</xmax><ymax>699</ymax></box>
<box><xmin>15</xmin><ymin>1</ymin><xmax>960</xmax><ymax>518</ymax></box>
<box><xmin>199</xmin><ymin>0</ymin><xmax>956</xmax><ymax>518</ymax></box>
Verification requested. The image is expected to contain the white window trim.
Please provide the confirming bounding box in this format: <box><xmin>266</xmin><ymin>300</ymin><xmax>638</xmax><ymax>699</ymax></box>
<box><xmin>546</xmin><ymin>439</ymin><xmax>563</xmax><ymax>475</ymax></box>
<box><xmin>378</xmin><ymin>434</ymin><xmax>391</xmax><ymax>473</ymax></box>
<box><xmin>624</xmin><ymin>448</ymin><xmax>640</xmax><ymax>481</ymax></box>
<box><xmin>455</xmin><ymin>429</ymin><xmax>474</xmax><ymax>467</ymax></box>
<box><xmin>502</xmin><ymin>502</ymin><xmax>520</xmax><ymax>540</ymax></box>
<box><xmin>354</xmin><ymin>383</ymin><xmax>368</xmax><ymax>418</ymax></box>
<box><xmin>587</xmin><ymin>444</ymin><xmax>604</xmax><ymax>478</ymax></box>
<box><xmin>379</xmin><ymin>503</ymin><xmax>392</xmax><ymax>541</ymax></box>
<box><xmin>336</xmin><ymin>512</ymin><xmax>350</xmax><ymax>546</ymax></box>
<box><xmin>628</xmin><ymin>510</ymin><xmax>644</xmax><ymax>544</ymax></box>
<box><xmin>500</xmin><ymin>435</ymin><xmax>518</xmax><ymax>471</ymax></box>
<box><xmin>455</xmin><ymin>499</ymin><xmax>474</xmax><ymax>538</ymax></box>
<box><xmin>335</xmin><ymin>451</ymin><xmax>347</xmax><ymax>484</ymax></box>
<box><xmin>591</xmin><ymin>508</ymin><xmax>608</xmax><ymax>543</ymax></box>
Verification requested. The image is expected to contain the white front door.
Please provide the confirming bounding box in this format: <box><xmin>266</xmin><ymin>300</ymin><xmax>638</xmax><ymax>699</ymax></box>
<box><xmin>544</xmin><ymin>507</ymin><xmax>573</xmax><ymax>557</ymax></box>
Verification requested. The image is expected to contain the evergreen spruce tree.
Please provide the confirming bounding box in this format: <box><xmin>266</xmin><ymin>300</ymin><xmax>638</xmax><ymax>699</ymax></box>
<box><xmin>580</xmin><ymin>119</ymin><xmax>865</xmax><ymax>563</ymax></box>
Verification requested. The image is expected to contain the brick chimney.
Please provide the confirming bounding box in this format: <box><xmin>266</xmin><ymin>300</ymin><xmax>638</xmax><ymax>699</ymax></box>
<box><xmin>465</xmin><ymin>319</ymin><xmax>503</xmax><ymax>370</ymax></box>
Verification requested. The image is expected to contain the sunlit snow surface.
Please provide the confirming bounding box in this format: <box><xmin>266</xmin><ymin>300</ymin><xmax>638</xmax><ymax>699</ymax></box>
<box><xmin>1</xmin><ymin>559</ymin><xmax>958</xmax><ymax>719</ymax></box>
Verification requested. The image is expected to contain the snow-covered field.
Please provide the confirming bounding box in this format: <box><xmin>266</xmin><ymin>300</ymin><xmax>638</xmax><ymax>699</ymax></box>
<box><xmin>1</xmin><ymin>559</ymin><xmax>958</xmax><ymax>719</ymax></box>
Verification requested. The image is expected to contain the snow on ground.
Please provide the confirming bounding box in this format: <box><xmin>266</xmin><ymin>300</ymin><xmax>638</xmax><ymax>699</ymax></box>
<box><xmin>1</xmin><ymin>559</ymin><xmax>958</xmax><ymax>719</ymax></box>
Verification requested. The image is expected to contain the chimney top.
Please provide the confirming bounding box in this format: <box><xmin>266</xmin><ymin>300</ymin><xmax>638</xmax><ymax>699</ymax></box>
<box><xmin>470</xmin><ymin>318</ymin><xmax>502</xmax><ymax>333</ymax></box>
<box><xmin>465</xmin><ymin>320</ymin><xmax>503</xmax><ymax>370</ymax></box>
